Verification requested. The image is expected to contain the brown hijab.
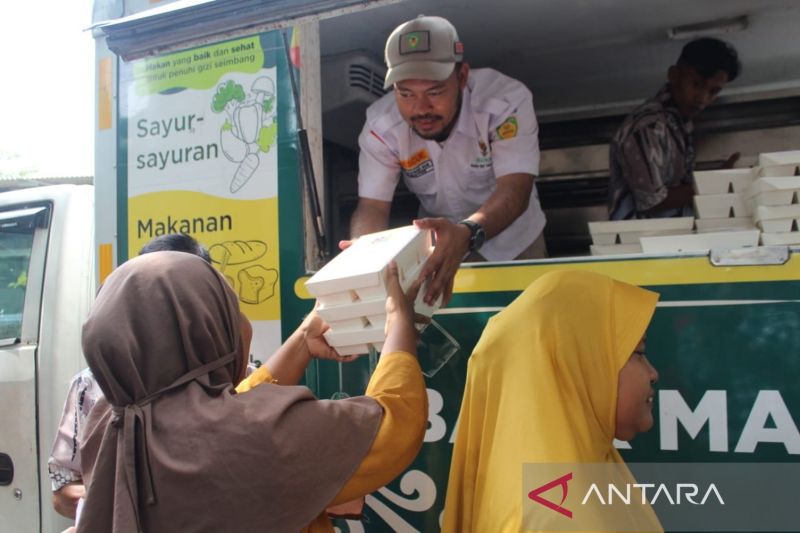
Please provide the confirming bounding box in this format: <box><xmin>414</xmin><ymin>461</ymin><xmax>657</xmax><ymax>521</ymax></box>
<box><xmin>77</xmin><ymin>252</ymin><xmax>383</xmax><ymax>532</ymax></box>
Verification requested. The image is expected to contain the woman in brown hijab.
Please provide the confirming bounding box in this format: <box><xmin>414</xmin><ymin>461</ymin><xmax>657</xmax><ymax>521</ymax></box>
<box><xmin>77</xmin><ymin>251</ymin><xmax>427</xmax><ymax>532</ymax></box>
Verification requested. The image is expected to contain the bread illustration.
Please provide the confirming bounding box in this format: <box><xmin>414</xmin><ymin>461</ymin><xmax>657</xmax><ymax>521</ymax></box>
<box><xmin>237</xmin><ymin>265</ymin><xmax>279</xmax><ymax>304</ymax></box>
<box><xmin>210</xmin><ymin>240</ymin><xmax>268</xmax><ymax>269</ymax></box>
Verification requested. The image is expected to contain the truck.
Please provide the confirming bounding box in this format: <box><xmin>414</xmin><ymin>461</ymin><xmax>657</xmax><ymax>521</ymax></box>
<box><xmin>2</xmin><ymin>0</ymin><xmax>799</xmax><ymax>531</ymax></box>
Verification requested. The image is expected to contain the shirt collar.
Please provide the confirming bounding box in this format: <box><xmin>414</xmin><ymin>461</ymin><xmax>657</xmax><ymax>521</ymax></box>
<box><xmin>453</xmin><ymin>80</ymin><xmax>478</xmax><ymax>139</ymax></box>
<box><xmin>656</xmin><ymin>83</ymin><xmax>694</xmax><ymax>134</ymax></box>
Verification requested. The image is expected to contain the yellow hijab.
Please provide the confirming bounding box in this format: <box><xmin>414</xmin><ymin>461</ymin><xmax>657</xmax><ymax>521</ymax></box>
<box><xmin>442</xmin><ymin>270</ymin><xmax>662</xmax><ymax>532</ymax></box>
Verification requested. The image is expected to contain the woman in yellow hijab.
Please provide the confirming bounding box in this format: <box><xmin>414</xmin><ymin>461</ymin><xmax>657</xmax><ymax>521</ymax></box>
<box><xmin>442</xmin><ymin>270</ymin><xmax>663</xmax><ymax>532</ymax></box>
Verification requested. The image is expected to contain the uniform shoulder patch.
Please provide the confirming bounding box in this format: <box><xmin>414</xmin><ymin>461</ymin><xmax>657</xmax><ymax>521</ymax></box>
<box><xmin>496</xmin><ymin>116</ymin><xmax>518</xmax><ymax>140</ymax></box>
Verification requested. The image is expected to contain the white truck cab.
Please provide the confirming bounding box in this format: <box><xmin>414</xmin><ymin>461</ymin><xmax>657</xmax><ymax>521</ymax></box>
<box><xmin>0</xmin><ymin>185</ymin><xmax>94</xmax><ymax>533</ymax></box>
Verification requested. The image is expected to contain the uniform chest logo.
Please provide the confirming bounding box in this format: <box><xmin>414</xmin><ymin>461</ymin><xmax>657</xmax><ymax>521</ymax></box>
<box><xmin>471</xmin><ymin>139</ymin><xmax>492</xmax><ymax>169</ymax></box>
<box><xmin>400</xmin><ymin>148</ymin><xmax>434</xmax><ymax>178</ymax></box>
<box><xmin>496</xmin><ymin>116</ymin><xmax>518</xmax><ymax>139</ymax></box>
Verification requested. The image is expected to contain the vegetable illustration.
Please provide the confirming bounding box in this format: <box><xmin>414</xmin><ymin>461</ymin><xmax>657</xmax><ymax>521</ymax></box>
<box><xmin>212</xmin><ymin>76</ymin><xmax>278</xmax><ymax>193</ymax></box>
<box><xmin>235</xmin><ymin>104</ymin><xmax>261</xmax><ymax>144</ymax></box>
<box><xmin>257</xmin><ymin>122</ymin><xmax>278</xmax><ymax>153</ymax></box>
<box><xmin>220</xmin><ymin>127</ymin><xmax>247</xmax><ymax>162</ymax></box>
<box><xmin>251</xmin><ymin>77</ymin><xmax>276</xmax><ymax>125</ymax></box>
<box><xmin>211</xmin><ymin>80</ymin><xmax>246</xmax><ymax>137</ymax></box>
<box><xmin>232</xmin><ymin>153</ymin><xmax>259</xmax><ymax>192</ymax></box>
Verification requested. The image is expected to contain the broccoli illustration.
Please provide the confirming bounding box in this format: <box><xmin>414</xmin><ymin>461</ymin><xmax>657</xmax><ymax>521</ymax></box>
<box><xmin>211</xmin><ymin>80</ymin><xmax>246</xmax><ymax>134</ymax></box>
<box><xmin>262</xmin><ymin>96</ymin><xmax>274</xmax><ymax>115</ymax></box>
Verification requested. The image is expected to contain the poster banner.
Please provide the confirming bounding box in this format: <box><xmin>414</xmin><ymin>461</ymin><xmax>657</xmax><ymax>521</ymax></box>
<box><xmin>123</xmin><ymin>34</ymin><xmax>281</xmax><ymax>352</ymax></box>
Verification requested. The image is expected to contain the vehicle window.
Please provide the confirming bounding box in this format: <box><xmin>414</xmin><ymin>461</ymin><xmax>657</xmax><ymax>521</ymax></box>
<box><xmin>0</xmin><ymin>212</ymin><xmax>39</xmax><ymax>340</ymax></box>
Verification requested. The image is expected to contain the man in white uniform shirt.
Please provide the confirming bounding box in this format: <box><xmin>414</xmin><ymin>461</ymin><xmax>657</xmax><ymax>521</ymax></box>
<box><xmin>348</xmin><ymin>15</ymin><xmax>547</xmax><ymax>305</ymax></box>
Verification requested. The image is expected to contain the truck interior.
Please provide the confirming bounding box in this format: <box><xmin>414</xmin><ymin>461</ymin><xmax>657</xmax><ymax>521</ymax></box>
<box><xmin>316</xmin><ymin>0</ymin><xmax>800</xmax><ymax>257</ymax></box>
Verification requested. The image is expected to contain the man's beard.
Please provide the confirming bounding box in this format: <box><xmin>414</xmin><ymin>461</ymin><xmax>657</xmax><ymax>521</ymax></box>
<box><xmin>411</xmin><ymin>92</ymin><xmax>463</xmax><ymax>143</ymax></box>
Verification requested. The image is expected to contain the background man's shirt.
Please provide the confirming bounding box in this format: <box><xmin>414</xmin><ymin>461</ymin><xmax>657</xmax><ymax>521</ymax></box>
<box><xmin>607</xmin><ymin>84</ymin><xmax>695</xmax><ymax>220</ymax></box>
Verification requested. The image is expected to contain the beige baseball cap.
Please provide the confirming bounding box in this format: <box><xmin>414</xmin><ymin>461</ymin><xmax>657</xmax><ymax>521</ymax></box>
<box><xmin>384</xmin><ymin>15</ymin><xmax>464</xmax><ymax>89</ymax></box>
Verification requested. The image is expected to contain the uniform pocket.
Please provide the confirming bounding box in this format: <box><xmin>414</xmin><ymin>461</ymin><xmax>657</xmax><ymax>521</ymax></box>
<box><xmin>463</xmin><ymin>167</ymin><xmax>496</xmax><ymax>199</ymax></box>
<box><xmin>403</xmin><ymin>172</ymin><xmax>438</xmax><ymax>210</ymax></box>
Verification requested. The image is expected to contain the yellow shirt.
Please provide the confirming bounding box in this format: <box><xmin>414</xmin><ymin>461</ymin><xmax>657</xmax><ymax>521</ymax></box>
<box><xmin>237</xmin><ymin>351</ymin><xmax>427</xmax><ymax>532</ymax></box>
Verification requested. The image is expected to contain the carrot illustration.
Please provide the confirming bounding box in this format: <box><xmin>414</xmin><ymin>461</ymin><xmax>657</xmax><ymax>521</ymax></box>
<box><xmin>231</xmin><ymin>153</ymin><xmax>259</xmax><ymax>192</ymax></box>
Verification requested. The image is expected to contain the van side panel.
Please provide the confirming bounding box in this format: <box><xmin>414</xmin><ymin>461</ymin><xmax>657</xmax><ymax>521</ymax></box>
<box><xmin>0</xmin><ymin>345</ymin><xmax>39</xmax><ymax>531</ymax></box>
<box><xmin>36</xmin><ymin>187</ymin><xmax>95</xmax><ymax>533</ymax></box>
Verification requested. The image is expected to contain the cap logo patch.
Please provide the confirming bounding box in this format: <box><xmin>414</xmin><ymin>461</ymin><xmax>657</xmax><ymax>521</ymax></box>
<box><xmin>454</xmin><ymin>41</ymin><xmax>464</xmax><ymax>55</ymax></box>
<box><xmin>496</xmin><ymin>116</ymin><xmax>518</xmax><ymax>139</ymax></box>
<box><xmin>400</xmin><ymin>31</ymin><xmax>431</xmax><ymax>54</ymax></box>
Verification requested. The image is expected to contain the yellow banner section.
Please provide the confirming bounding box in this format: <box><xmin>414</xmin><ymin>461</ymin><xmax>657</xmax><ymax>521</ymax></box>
<box><xmin>129</xmin><ymin>191</ymin><xmax>280</xmax><ymax>320</ymax></box>
<box><xmin>98</xmin><ymin>58</ymin><xmax>113</xmax><ymax>131</ymax></box>
<box><xmin>98</xmin><ymin>243</ymin><xmax>114</xmax><ymax>284</ymax></box>
<box><xmin>294</xmin><ymin>255</ymin><xmax>800</xmax><ymax>299</ymax></box>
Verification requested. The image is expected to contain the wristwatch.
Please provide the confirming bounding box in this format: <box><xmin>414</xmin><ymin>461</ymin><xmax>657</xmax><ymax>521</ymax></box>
<box><xmin>459</xmin><ymin>219</ymin><xmax>486</xmax><ymax>252</ymax></box>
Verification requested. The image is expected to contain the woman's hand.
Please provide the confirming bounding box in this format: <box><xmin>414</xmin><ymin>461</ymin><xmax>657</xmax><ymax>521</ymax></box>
<box><xmin>383</xmin><ymin>261</ymin><xmax>422</xmax><ymax>355</ymax></box>
<box><xmin>302</xmin><ymin>307</ymin><xmax>358</xmax><ymax>362</ymax></box>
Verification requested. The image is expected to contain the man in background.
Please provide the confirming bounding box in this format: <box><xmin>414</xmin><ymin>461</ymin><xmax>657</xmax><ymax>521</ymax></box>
<box><xmin>607</xmin><ymin>37</ymin><xmax>741</xmax><ymax>220</ymax></box>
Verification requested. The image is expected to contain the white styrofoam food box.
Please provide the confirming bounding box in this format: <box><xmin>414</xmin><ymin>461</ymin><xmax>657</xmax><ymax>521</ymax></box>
<box><xmin>325</xmin><ymin>317</ymin><xmax>371</xmax><ymax>331</ymax></box>
<box><xmin>761</xmin><ymin>232</ymin><xmax>800</xmax><ymax>246</ymax></box>
<box><xmin>335</xmin><ymin>342</ymin><xmax>385</xmax><ymax>357</ymax></box>
<box><xmin>758</xmin><ymin>163</ymin><xmax>800</xmax><ymax>178</ymax></box>
<box><xmin>746</xmin><ymin>177</ymin><xmax>800</xmax><ymax>207</ymax></box>
<box><xmin>639</xmin><ymin>230</ymin><xmax>760</xmax><ymax>254</ymax></box>
<box><xmin>753</xmin><ymin>204</ymin><xmax>800</xmax><ymax>222</ymax></box>
<box><xmin>318</xmin><ymin>261</ymin><xmax>439</xmax><ymax>325</ymax></box>
<box><xmin>316</xmin><ymin>298</ymin><xmax>386</xmax><ymax>323</ymax></box>
<box><xmin>324</xmin><ymin>313</ymin><xmax>387</xmax><ymax>334</ymax></box>
<box><xmin>757</xmin><ymin>218</ymin><xmax>799</xmax><ymax>233</ymax></box>
<box><xmin>324</xmin><ymin>326</ymin><xmax>386</xmax><ymax>347</ymax></box>
<box><xmin>305</xmin><ymin>225</ymin><xmax>431</xmax><ymax>302</ymax></box>
<box><xmin>591</xmin><ymin>228</ymin><xmax>693</xmax><ymax>245</ymax></box>
<box><xmin>694</xmin><ymin>168</ymin><xmax>756</xmax><ymax>195</ymax></box>
<box><xmin>588</xmin><ymin>217</ymin><xmax>694</xmax><ymax>235</ymax></box>
<box><xmin>307</xmin><ymin>226</ymin><xmax>445</xmax><ymax>356</ymax></box>
<box><xmin>589</xmin><ymin>243</ymin><xmax>643</xmax><ymax>255</ymax></box>
<box><xmin>693</xmin><ymin>193</ymin><xmax>751</xmax><ymax>218</ymax></box>
<box><xmin>758</xmin><ymin>150</ymin><xmax>800</xmax><ymax>167</ymax></box>
<box><xmin>695</xmin><ymin>217</ymin><xmax>756</xmax><ymax>233</ymax></box>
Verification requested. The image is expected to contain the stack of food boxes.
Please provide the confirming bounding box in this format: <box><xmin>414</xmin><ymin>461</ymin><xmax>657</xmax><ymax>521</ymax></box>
<box><xmin>693</xmin><ymin>167</ymin><xmax>757</xmax><ymax>231</ymax></box>
<box><xmin>590</xmin><ymin>150</ymin><xmax>800</xmax><ymax>255</ymax></box>
<box><xmin>588</xmin><ymin>217</ymin><xmax>695</xmax><ymax>255</ymax></box>
<box><xmin>304</xmin><ymin>225</ymin><xmax>438</xmax><ymax>356</ymax></box>
<box><xmin>750</xmin><ymin>151</ymin><xmax>800</xmax><ymax>246</ymax></box>
<box><xmin>647</xmin><ymin>166</ymin><xmax>764</xmax><ymax>253</ymax></box>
